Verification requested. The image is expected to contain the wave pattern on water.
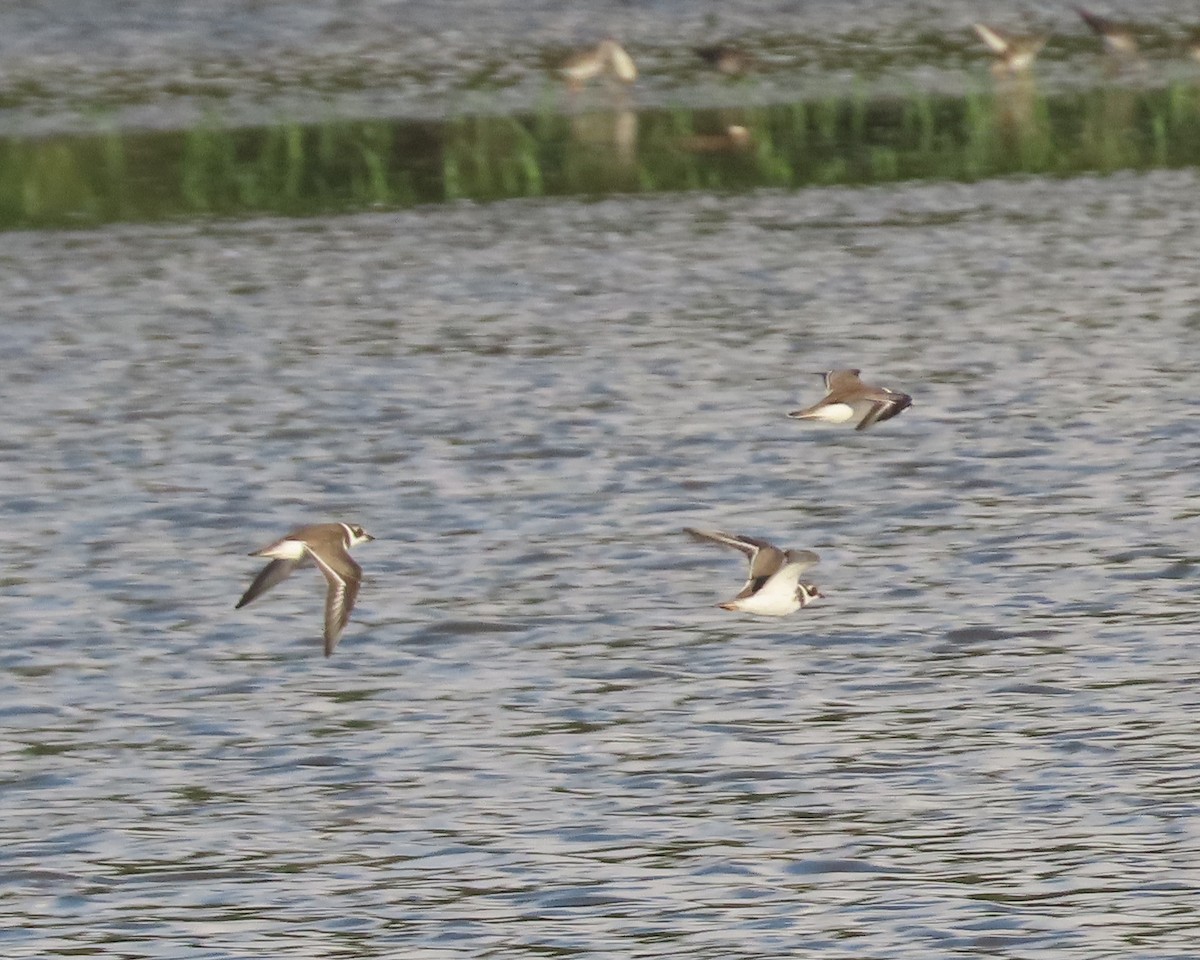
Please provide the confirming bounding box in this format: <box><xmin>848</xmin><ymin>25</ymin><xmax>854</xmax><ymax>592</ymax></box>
<box><xmin>0</xmin><ymin>172</ymin><xmax>1198</xmax><ymax>957</ymax></box>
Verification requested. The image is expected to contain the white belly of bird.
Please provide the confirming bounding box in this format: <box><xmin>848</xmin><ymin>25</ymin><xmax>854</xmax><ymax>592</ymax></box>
<box><xmin>732</xmin><ymin>565</ymin><xmax>803</xmax><ymax>616</ymax></box>
<box><xmin>260</xmin><ymin>539</ymin><xmax>309</xmax><ymax>561</ymax></box>
<box><xmin>807</xmin><ymin>402</ymin><xmax>857</xmax><ymax>423</ymax></box>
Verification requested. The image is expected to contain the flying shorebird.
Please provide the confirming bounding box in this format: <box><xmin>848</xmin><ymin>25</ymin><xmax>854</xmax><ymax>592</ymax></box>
<box><xmin>972</xmin><ymin>23</ymin><xmax>1047</xmax><ymax>73</ymax></box>
<box><xmin>788</xmin><ymin>369</ymin><xmax>912</xmax><ymax>431</ymax></box>
<box><xmin>1075</xmin><ymin>7</ymin><xmax>1139</xmax><ymax>57</ymax></box>
<box><xmin>684</xmin><ymin>528</ymin><xmax>822</xmax><ymax>616</ymax></box>
<box><xmin>559</xmin><ymin>38</ymin><xmax>637</xmax><ymax>91</ymax></box>
<box><xmin>236</xmin><ymin>522</ymin><xmax>374</xmax><ymax>657</ymax></box>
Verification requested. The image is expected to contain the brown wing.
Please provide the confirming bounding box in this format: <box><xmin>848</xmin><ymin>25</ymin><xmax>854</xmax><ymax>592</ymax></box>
<box><xmin>684</xmin><ymin>527</ymin><xmax>791</xmax><ymax>590</ymax></box>
<box><xmin>322</xmin><ymin>574</ymin><xmax>360</xmax><ymax>656</ymax></box>
<box><xmin>235</xmin><ymin>558</ymin><xmax>301</xmax><ymax>608</ymax></box>
<box><xmin>823</xmin><ymin>369</ymin><xmax>865</xmax><ymax>397</ymax></box>
<box><xmin>309</xmin><ymin>549</ymin><xmax>363</xmax><ymax>656</ymax></box>
<box><xmin>854</xmin><ymin>389</ymin><xmax>912</xmax><ymax>430</ymax></box>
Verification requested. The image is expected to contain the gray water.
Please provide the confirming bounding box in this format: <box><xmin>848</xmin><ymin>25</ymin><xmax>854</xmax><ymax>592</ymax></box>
<box><xmin>2</xmin><ymin>170</ymin><xmax>1199</xmax><ymax>956</ymax></box>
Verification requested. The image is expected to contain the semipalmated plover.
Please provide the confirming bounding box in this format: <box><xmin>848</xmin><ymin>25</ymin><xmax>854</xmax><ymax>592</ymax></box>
<box><xmin>972</xmin><ymin>23</ymin><xmax>1046</xmax><ymax>73</ymax></box>
<box><xmin>1075</xmin><ymin>7</ymin><xmax>1139</xmax><ymax>56</ymax></box>
<box><xmin>684</xmin><ymin>528</ymin><xmax>822</xmax><ymax>616</ymax></box>
<box><xmin>236</xmin><ymin>522</ymin><xmax>374</xmax><ymax>657</ymax></box>
<box><xmin>788</xmin><ymin>369</ymin><xmax>912</xmax><ymax>431</ymax></box>
<box><xmin>694</xmin><ymin>44</ymin><xmax>755</xmax><ymax>76</ymax></box>
<box><xmin>560</xmin><ymin>39</ymin><xmax>637</xmax><ymax>91</ymax></box>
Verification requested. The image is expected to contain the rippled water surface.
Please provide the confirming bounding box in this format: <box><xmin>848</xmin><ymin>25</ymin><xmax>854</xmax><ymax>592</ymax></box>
<box><xmin>3</xmin><ymin>171</ymin><xmax>1200</xmax><ymax>957</ymax></box>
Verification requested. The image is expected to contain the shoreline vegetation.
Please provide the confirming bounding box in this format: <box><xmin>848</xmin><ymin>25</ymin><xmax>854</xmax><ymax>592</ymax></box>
<box><xmin>2</xmin><ymin>80</ymin><xmax>1199</xmax><ymax>229</ymax></box>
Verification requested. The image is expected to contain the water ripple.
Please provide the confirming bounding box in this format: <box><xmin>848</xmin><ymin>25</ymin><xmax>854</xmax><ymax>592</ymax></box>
<box><xmin>1</xmin><ymin>173</ymin><xmax>1199</xmax><ymax>957</ymax></box>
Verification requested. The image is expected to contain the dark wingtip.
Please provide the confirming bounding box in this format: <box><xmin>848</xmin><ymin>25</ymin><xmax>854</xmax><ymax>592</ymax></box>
<box><xmin>1075</xmin><ymin>6</ymin><xmax>1103</xmax><ymax>30</ymax></box>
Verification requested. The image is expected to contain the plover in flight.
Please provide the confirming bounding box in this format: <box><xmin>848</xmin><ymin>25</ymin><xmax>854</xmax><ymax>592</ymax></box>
<box><xmin>559</xmin><ymin>39</ymin><xmax>637</xmax><ymax>91</ymax></box>
<box><xmin>684</xmin><ymin>528</ymin><xmax>822</xmax><ymax>616</ymax></box>
<box><xmin>236</xmin><ymin>522</ymin><xmax>374</xmax><ymax>656</ymax></box>
<box><xmin>972</xmin><ymin>23</ymin><xmax>1046</xmax><ymax>73</ymax></box>
<box><xmin>1075</xmin><ymin>7</ymin><xmax>1139</xmax><ymax>57</ymax></box>
<box><xmin>788</xmin><ymin>369</ymin><xmax>912</xmax><ymax>431</ymax></box>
